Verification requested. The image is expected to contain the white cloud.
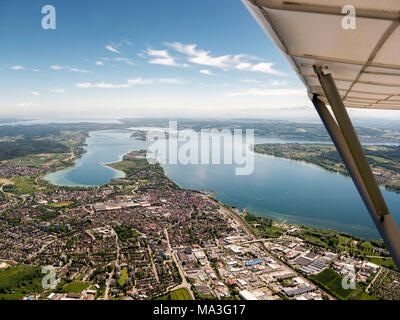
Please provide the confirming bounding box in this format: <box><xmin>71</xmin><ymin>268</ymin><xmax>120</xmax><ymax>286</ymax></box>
<box><xmin>105</xmin><ymin>45</ymin><xmax>120</xmax><ymax>54</ymax></box>
<box><xmin>190</xmin><ymin>54</ymin><xmax>231</xmax><ymax>69</ymax></box>
<box><xmin>112</xmin><ymin>57</ymin><xmax>134</xmax><ymax>66</ymax></box>
<box><xmin>96</xmin><ymin>61</ymin><xmax>104</xmax><ymax>65</ymax></box>
<box><xmin>51</xmin><ymin>65</ymin><xmax>91</xmax><ymax>73</ymax></box>
<box><xmin>235</xmin><ymin>62</ymin><xmax>282</xmax><ymax>75</ymax></box>
<box><xmin>10</xmin><ymin>65</ymin><xmax>24</xmax><ymax>70</ymax></box>
<box><xmin>76</xmin><ymin>82</ymin><xmax>129</xmax><ymax>89</ymax></box>
<box><xmin>31</xmin><ymin>91</ymin><xmax>40</xmax><ymax>96</ymax></box>
<box><xmin>69</xmin><ymin>67</ymin><xmax>90</xmax><ymax>73</ymax></box>
<box><xmin>200</xmin><ymin>69</ymin><xmax>214</xmax><ymax>75</ymax></box>
<box><xmin>146</xmin><ymin>48</ymin><xmax>187</xmax><ymax>67</ymax></box>
<box><xmin>165</xmin><ymin>42</ymin><xmax>282</xmax><ymax>75</ymax></box>
<box><xmin>227</xmin><ymin>88</ymin><xmax>306</xmax><ymax>97</ymax></box>
<box><xmin>76</xmin><ymin>77</ymin><xmax>183</xmax><ymax>89</ymax></box>
<box><xmin>165</xmin><ymin>42</ymin><xmax>197</xmax><ymax>55</ymax></box>
<box><xmin>33</xmin><ymin>69</ymin><xmax>40</xmax><ymax>72</ymax></box>
<box><xmin>51</xmin><ymin>65</ymin><xmax>67</xmax><ymax>70</ymax></box>
<box><xmin>166</xmin><ymin>42</ymin><xmax>232</xmax><ymax>68</ymax></box>
<box><xmin>147</xmin><ymin>49</ymin><xmax>169</xmax><ymax>58</ymax></box>
<box><xmin>100</xmin><ymin>57</ymin><xmax>134</xmax><ymax>66</ymax></box>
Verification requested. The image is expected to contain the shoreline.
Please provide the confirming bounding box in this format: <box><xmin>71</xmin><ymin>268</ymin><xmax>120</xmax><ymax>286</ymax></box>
<box><xmin>107</xmin><ymin>150</ymin><xmax>382</xmax><ymax>243</ymax></box>
<box><xmin>253</xmin><ymin>145</ymin><xmax>400</xmax><ymax>195</ymax></box>
<box><xmin>42</xmin><ymin>130</ymin><xmax>131</xmax><ymax>187</ymax></box>
<box><xmin>40</xmin><ymin>130</ymin><xmax>386</xmax><ymax>241</ymax></box>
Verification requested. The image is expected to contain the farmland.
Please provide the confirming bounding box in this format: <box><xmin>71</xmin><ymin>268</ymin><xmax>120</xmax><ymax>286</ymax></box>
<box><xmin>155</xmin><ymin>288</ymin><xmax>192</xmax><ymax>300</ymax></box>
<box><xmin>0</xmin><ymin>265</ymin><xmax>43</xmax><ymax>300</ymax></box>
<box><xmin>310</xmin><ymin>269</ymin><xmax>364</xmax><ymax>300</ymax></box>
<box><xmin>62</xmin><ymin>281</ymin><xmax>90</xmax><ymax>293</ymax></box>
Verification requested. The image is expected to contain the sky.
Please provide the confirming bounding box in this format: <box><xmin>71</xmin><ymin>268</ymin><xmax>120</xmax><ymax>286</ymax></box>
<box><xmin>0</xmin><ymin>0</ymin><xmax>399</xmax><ymax>122</ymax></box>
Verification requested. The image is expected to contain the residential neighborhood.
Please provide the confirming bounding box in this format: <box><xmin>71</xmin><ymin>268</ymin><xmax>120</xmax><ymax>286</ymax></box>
<box><xmin>1</xmin><ymin>151</ymin><xmax>398</xmax><ymax>301</ymax></box>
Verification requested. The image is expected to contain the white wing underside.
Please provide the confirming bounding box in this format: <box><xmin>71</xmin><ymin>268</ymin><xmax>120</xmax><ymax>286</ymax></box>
<box><xmin>243</xmin><ymin>0</ymin><xmax>400</xmax><ymax>110</ymax></box>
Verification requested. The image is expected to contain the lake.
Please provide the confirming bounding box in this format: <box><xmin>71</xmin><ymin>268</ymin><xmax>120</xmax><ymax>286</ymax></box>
<box><xmin>43</xmin><ymin>130</ymin><xmax>146</xmax><ymax>186</ymax></box>
<box><xmin>44</xmin><ymin>129</ymin><xmax>400</xmax><ymax>240</ymax></box>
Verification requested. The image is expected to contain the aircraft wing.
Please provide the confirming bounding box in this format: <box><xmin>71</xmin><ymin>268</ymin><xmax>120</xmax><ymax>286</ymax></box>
<box><xmin>242</xmin><ymin>0</ymin><xmax>400</xmax><ymax>110</ymax></box>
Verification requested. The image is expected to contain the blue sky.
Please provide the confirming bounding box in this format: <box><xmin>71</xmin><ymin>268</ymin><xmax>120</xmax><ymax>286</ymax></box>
<box><xmin>0</xmin><ymin>0</ymin><xmax>397</xmax><ymax>121</ymax></box>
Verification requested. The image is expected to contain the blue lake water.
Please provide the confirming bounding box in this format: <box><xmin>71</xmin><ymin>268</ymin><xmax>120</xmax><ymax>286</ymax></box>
<box><xmin>44</xmin><ymin>129</ymin><xmax>400</xmax><ymax>240</ymax></box>
<box><xmin>44</xmin><ymin>130</ymin><xmax>147</xmax><ymax>186</ymax></box>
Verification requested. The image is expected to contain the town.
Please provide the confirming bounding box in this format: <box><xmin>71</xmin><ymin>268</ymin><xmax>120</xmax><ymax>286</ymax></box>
<box><xmin>1</xmin><ymin>148</ymin><xmax>399</xmax><ymax>301</ymax></box>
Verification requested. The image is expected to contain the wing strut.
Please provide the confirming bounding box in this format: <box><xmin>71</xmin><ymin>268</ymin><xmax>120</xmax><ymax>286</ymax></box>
<box><xmin>312</xmin><ymin>66</ymin><xmax>400</xmax><ymax>269</ymax></box>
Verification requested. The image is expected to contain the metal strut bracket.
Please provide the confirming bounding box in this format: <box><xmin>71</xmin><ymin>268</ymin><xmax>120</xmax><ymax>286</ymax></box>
<box><xmin>312</xmin><ymin>66</ymin><xmax>400</xmax><ymax>269</ymax></box>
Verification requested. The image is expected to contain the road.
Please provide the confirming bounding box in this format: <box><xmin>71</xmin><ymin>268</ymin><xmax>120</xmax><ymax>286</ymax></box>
<box><xmin>208</xmin><ymin>198</ymin><xmax>255</xmax><ymax>239</ymax></box>
<box><xmin>164</xmin><ymin>228</ymin><xmax>195</xmax><ymax>300</ymax></box>
<box><xmin>148</xmin><ymin>245</ymin><xmax>160</xmax><ymax>283</ymax></box>
<box><xmin>0</xmin><ymin>177</ymin><xmax>14</xmax><ymax>198</ymax></box>
<box><xmin>104</xmin><ymin>229</ymin><xmax>120</xmax><ymax>300</ymax></box>
<box><xmin>366</xmin><ymin>267</ymin><xmax>383</xmax><ymax>293</ymax></box>
<box><xmin>64</xmin><ymin>149</ymin><xmax>75</xmax><ymax>162</ymax></box>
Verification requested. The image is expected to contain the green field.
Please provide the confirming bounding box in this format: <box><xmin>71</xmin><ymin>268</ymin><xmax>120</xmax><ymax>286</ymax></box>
<box><xmin>11</xmin><ymin>153</ymin><xmax>69</xmax><ymax>167</ymax></box>
<box><xmin>366</xmin><ymin>257</ymin><xmax>397</xmax><ymax>270</ymax></box>
<box><xmin>117</xmin><ymin>269</ymin><xmax>129</xmax><ymax>286</ymax></box>
<box><xmin>0</xmin><ymin>265</ymin><xmax>43</xmax><ymax>300</ymax></box>
<box><xmin>63</xmin><ymin>281</ymin><xmax>90</xmax><ymax>293</ymax></box>
<box><xmin>312</xmin><ymin>268</ymin><xmax>337</xmax><ymax>284</ymax></box>
<box><xmin>310</xmin><ymin>269</ymin><xmax>361</xmax><ymax>300</ymax></box>
<box><xmin>9</xmin><ymin>176</ymin><xmax>41</xmax><ymax>194</ymax></box>
<box><xmin>358</xmin><ymin>292</ymin><xmax>379</xmax><ymax>300</ymax></box>
<box><xmin>49</xmin><ymin>201</ymin><xmax>72</xmax><ymax>208</ymax></box>
<box><xmin>107</xmin><ymin>159</ymin><xmax>146</xmax><ymax>173</ymax></box>
<box><xmin>156</xmin><ymin>288</ymin><xmax>192</xmax><ymax>300</ymax></box>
